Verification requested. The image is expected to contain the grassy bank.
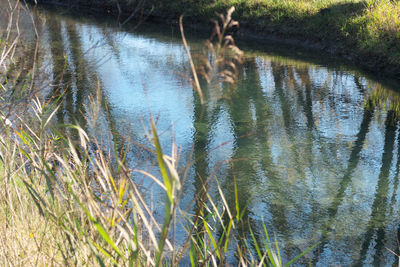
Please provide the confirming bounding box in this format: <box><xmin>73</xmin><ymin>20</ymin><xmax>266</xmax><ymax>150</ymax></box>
<box><xmin>37</xmin><ymin>0</ymin><xmax>400</xmax><ymax>77</ymax></box>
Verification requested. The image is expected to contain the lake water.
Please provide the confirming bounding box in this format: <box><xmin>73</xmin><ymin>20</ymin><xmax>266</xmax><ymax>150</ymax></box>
<box><xmin>6</xmin><ymin>3</ymin><xmax>400</xmax><ymax>266</ymax></box>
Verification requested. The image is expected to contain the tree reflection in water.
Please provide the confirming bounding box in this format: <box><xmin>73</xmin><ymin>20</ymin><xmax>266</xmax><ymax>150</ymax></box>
<box><xmin>21</xmin><ymin>6</ymin><xmax>400</xmax><ymax>266</ymax></box>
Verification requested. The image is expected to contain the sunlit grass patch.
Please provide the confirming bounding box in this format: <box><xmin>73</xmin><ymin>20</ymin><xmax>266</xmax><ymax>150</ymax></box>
<box><xmin>123</xmin><ymin>0</ymin><xmax>400</xmax><ymax>72</ymax></box>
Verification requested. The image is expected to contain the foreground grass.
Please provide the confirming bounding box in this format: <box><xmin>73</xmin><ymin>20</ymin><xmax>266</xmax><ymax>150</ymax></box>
<box><xmin>0</xmin><ymin>101</ymin><xmax>317</xmax><ymax>266</ymax></box>
<box><xmin>40</xmin><ymin>0</ymin><xmax>400</xmax><ymax>75</ymax></box>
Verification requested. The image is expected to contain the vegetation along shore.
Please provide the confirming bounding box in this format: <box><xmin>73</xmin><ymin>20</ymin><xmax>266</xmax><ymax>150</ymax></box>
<box><xmin>33</xmin><ymin>0</ymin><xmax>400</xmax><ymax>78</ymax></box>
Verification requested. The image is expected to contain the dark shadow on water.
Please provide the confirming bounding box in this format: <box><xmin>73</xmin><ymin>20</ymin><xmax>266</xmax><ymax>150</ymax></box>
<box><xmin>356</xmin><ymin>110</ymin><xmax>397</xmax><ymax>266</ymax></box>
<box><xmin>315</xmin><ymin>97</ymin><xmax>375</xmax><ymax>264</ymax></box>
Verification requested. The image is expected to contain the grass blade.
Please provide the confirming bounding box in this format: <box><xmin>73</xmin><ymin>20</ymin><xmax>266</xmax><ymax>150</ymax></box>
<box><xmin>284</xmin><ymin>242</ymin><xmax>320</xmax><ymax>267</ymax></box>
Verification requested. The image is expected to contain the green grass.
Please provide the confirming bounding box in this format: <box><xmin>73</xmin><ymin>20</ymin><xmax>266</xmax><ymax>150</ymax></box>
<box><xmin>154</xmin><ymin>0</ymin><xmax>400</xmax><ymax>71</ymax></box>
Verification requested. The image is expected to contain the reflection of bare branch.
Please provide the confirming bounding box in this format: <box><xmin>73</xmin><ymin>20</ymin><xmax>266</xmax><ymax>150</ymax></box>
<box><xmin>118</xmin><ymin>0</ymin><xmax>149</xmax><ymax>28</ymax></box>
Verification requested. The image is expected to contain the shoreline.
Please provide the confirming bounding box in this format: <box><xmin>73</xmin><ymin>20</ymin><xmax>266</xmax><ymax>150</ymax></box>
<box><xmin>31</xmin><ymin>0</ymin><xmax>400</xmax><ymax>79</ymax></box>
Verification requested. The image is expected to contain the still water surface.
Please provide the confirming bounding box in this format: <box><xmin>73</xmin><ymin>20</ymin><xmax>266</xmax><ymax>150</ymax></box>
<box><xmin>8</xmin><ymin>5</ymin><xmax>400</xmax><ymax>266</ymax></box>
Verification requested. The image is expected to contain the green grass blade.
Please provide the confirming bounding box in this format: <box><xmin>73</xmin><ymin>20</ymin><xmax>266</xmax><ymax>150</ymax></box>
<box><xmin>234</xmin><ymin>179</ymin><xmax>239</xmax><ymax>221</ymax></box>
<box><xmin>189</xmin><ymin>241</ymin><xmax>196</xmax><ymax>267</ymax></box>
<box><xmin>274</xmin><ymin>235</ymin><xmax>282</xmax><ymax>266</ymax></box>
<box><xmin>90</xmin><ymin>239</ymin><xmax>120</xmax><ymax>265</ymax></box>
<box><xmin>87</xmin><ymin>240</ymin><xmax>107</xmax><ymax>267</ymax></box>
<box><xmin>203</xmin><ymin>219</ymin><xmax>220</xmax><ymax>260</ymax></box>
<box><xmin>249</xmin><ymin>225</ymin><xmax>266</xmax><ymax>266</ymax></box>
<box><xmin>284</xmin><ymin>242</ymin><xmax>320</xmax><ymax>267</ymax></box>
<box><xmin>223</xmin><ymin>219</ymin><xmax>233</xmax><ymax>253</ymax></box>
<box><xmin>69</xmin><ymin>186</ymin><xmax>126</xmax><ymax>260</ymax></box>
<box><xmin>151</xmin><ymin>119</ymin><xmax>172</xmax><ymax>202</ymax></box>
<box><xmin>42</xmin><ymin>161</ymin><xmax>57</xmax><ymax>201</ymax></box>
<box><xmin>14</xmin><ymin>130</ymin><xmax>33</xmax><ymax>146</ymax></box>
<box><xmin>23</xmin><ymin>181</ymin><xmax>46</xmax><ymax>216</ymax></box>
<box><xmin>262</xmin><ymin>220</ymin><xmax>271</xmax><ymax>245</ymax></box>
<box><xmin>261</xmin><ymin>222</ymin><xmax>280</xmax><ymax>267</ymax></box>
<box><xmin>93</xmin><ymin>221</ymin><xmax>124</xmax><ymax>259</ymax></box>
<box><xmin>19</xmin><ymin>129</ymin><xmax>35</xmax><ymax>145</ymax></box>
<box><xmin>18</xmin><ymin>147</ymin><xmax>32</xmax><ymax>161</ymax></box>
<box><xmin>151</xmin><ymin>118</ymin><xmax>176</xmax><ymax>267</ymax></box>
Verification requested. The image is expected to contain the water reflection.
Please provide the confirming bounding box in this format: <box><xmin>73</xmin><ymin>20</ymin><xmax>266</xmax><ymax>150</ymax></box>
<box><xmin>11</xmin><ymin>5</ymin><xmax>400</xmax><ymax>266</ymax></box>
